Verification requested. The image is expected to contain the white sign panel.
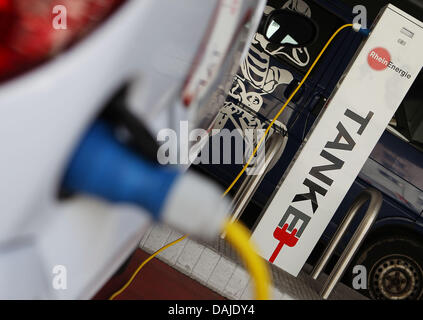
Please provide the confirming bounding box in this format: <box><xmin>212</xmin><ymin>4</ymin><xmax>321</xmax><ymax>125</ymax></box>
<box><xmin>252</xmin><ymin>4</ymin><xmax>423</xmax><ymax>277</ymax></box>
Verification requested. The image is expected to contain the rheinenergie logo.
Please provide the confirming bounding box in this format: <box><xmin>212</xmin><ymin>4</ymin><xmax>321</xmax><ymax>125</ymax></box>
<box><xmin>368</xmin><ymin>47</ymin><xmax>391</xmax><ymax>70</ymax></box>
<box><xmin>368</xmin><ymin>47</ymin><xmax>412</xmax><ymax>79</ymax></box>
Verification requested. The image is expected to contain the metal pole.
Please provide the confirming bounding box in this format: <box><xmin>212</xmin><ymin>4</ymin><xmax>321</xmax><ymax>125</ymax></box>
<box><xmin>310</xmin><ymin>188</ymin><xmax>383</xmax><ymax>299</ymax></box>
<box><xmin>221</xmin><ymin>131</ymin><xmax>287</xmax><ymax>238</ymax></box>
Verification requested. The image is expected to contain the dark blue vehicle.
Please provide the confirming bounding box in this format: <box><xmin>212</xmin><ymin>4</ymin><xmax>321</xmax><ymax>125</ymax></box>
<box><xmin>193</xmin><ymin>0</ymin><xmax>423</xmax><ymax>300</ymax></box>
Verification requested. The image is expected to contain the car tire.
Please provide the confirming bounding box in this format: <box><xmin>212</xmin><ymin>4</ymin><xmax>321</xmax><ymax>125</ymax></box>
<box><xmin>350</xmin><ymin>235</ymin><xmax>423</xmax><ymax>300</ymax></box>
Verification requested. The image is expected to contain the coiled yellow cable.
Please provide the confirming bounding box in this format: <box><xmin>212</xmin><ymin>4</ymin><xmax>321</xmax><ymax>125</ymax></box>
<box><xmin>223</xmin><ymin>220</ymin><xmax>270</xmax><ymax>299</ymax></box>
<box><xmin>109</xmin><ymin>23</ymin><xmax>354</xmax><ymax>301</ymax></box>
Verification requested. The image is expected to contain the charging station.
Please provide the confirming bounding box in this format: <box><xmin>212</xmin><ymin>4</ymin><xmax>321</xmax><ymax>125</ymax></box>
<box><xmin>252</xmin><ymin>4</ymin><xmax>423</xmax><ymax>277</ymax></box>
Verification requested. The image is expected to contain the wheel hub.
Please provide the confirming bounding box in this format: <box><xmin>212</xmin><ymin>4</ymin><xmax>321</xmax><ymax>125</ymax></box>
<box><xmin>370</xmin><ymin>255</ymin><xmax>423</xmax><ymax>300</ymax></box>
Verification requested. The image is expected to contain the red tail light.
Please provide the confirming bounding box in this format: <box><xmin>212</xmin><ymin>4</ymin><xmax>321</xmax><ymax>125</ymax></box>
<box><xmin>0</xmin><ymin>0</ymin><xmax>125</xmax><ymax>82</ymax></box>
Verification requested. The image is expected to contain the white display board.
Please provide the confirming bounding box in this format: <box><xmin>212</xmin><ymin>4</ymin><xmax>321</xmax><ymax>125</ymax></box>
<box><xmin>252</xmin><ymin>4</ymin><xmax>423</xmax><ymax>277</ymax></box>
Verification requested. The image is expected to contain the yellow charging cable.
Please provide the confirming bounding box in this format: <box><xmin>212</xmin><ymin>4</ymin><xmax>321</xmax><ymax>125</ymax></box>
<box><xmin>109</xmin><ymin>235</ymin><xmax>188</xmax><ymax>300</ymax></box>
<box><xmin>108</xmin><ymin>23</ymin><xmax>354</xmax><ymax>301</ymax></box>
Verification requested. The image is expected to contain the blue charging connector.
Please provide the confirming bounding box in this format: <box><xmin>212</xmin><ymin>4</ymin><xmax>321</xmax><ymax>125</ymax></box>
<box><xmin>359</xmin><ymin>28</ymin><xmax>370</xmax><ymax>36</ymax></box>
<box><xmin>62</xmin><ymin>121</ymin><xmax>180</xmax><ymax>218</ymax></box>
<box><xmin>352</xmin><ymin>23</ymin><xmax>370</xmax><ymax>37</ymax></box>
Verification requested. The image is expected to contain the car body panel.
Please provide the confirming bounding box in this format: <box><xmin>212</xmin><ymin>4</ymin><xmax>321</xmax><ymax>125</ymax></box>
<box><xmin>0</xmin><ymin>0</ymin><xmax>267</xmax><ymax>298</ymax></box>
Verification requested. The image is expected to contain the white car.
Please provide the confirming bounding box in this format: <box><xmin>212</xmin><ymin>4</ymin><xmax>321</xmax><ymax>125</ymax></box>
<box><xmin>0</xmin><ymin>0</ymin><xmax>266</xmax><ymax>299</ymax></box>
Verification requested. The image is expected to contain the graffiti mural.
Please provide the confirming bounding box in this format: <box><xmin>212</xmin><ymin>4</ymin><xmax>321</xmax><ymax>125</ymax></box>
<box><xmin>228</xmin><ymin>0</ymin><xmax>312</xmax><ymax>113</ymax></box>
<box><xmin>210</xmin><ymin>0</ymin><xmax>313</xmax><ymax>167</ymax></box>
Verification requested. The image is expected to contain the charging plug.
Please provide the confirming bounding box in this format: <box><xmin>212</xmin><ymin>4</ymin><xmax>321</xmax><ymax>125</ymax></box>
<box><xmin>62</xmin><ymin>120</ymin><xmax>229</xmax><ymax>239</ymax></box>
<box><xmin>353</xmin><ymin>23</ymin><xmax>370</xmax><ymax>36</ymax></box>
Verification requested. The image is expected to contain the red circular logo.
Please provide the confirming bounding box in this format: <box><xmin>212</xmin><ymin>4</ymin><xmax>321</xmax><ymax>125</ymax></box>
<box><xmin>368</xmin><ymin>47</ymin><xmax>391</xmax><ymax>71</ymax></box>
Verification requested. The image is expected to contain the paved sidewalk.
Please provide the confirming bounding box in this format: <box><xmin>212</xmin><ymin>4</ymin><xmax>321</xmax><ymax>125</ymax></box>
<box><xmin>139</xmin><ymin>223</ymin><xmax>367</xmax><ymax>300</ymax></box>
